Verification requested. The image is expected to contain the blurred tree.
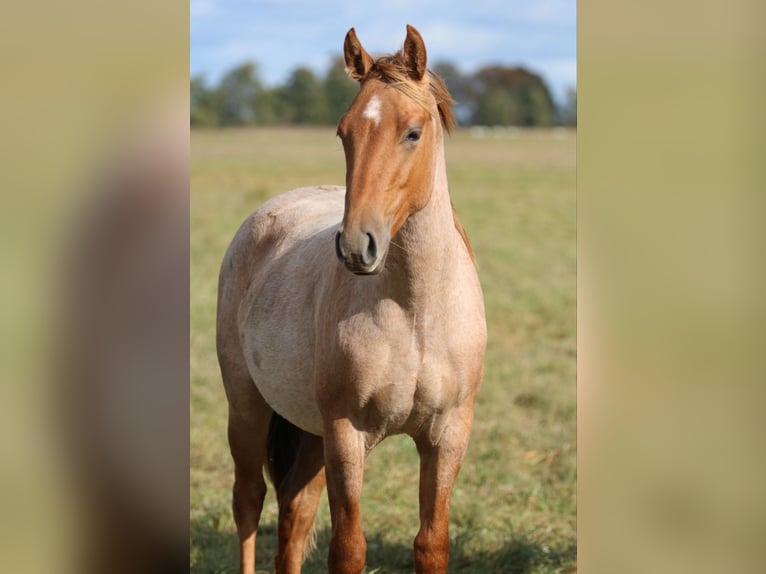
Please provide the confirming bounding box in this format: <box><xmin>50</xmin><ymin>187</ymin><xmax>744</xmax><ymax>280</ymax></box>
<box><xmin>432</xmin><ymin>62</ymin><xmax>462</xmax><ymax>93</ymax></box>
<box><xmin>253</xmin><ymin>87</ymin><xmax>280</xmax><ymax>125</ymax></box>
<box><xmin>190</xmin><ymin>58</ymin><xmax>564</xmax><ymax>128</ymax></box>
<box><xmin>561</xmin><ymin>86</ymin><xmax>577</xmax><ymax>126</ymax></box>
<box><xmin>324</xmin><ymin>56</ymin><xmax>359</xmax><ymax>124</ymax></box>
<box><xmin>527</xmin><ymin>81</ymin><xmax>556</xmax><ymax>126</ymax></box>
<box><xmin>190</xmin><ymin>74</ymin><xmax>218</xmax><ymax>127</ymax></box>
<box><xmin>472</xmin><ymin>87</ymin><xmax>518</xmax><ymax>126</ymax></box>
<box><xmin>216</xmin><ymin>61</ymin><xmax>261</xmax><ymax>126</ymax></box>
<box><xmin>469</xmin><ymin>66</ymin><xmax>556</xmax><ymax>126</ymax></box>
<box><xmin>431</xmin><ymin>61</ymin><xmax>472</xmax><ymax>124</ymax></box>
<box><xmin>282</xmin><ymin>67</ymin><xmax>328</xmax><ymax>124</ymax></box>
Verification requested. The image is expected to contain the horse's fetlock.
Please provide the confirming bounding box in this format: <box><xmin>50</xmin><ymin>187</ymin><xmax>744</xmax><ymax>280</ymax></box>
<box><xmin>414</xmin><ymin>530</ymin><xmax>449</xmax><ymax>574</ymax></box>
<box><xmin>328</xmin><ymin>533</ymin><xmax>367</xmax><ymax>574</ymax></box>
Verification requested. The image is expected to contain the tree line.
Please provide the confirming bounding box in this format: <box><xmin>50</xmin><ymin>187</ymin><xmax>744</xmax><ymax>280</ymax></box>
<box><xmin>191</xmin><ymin>57</ymin><xmax>576</xmax><ymax>128</ymax></box>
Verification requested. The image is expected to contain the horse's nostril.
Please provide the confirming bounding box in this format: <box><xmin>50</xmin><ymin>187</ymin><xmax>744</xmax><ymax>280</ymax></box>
<box><xmin>365</xmin><ymin>232</ymin><xmax>377</xmax><ymax>264</ymax></box>
<box><xmin>336</xmin><ymin>229</ymin><xmax>382</xmax><ymax>271</ymax></box>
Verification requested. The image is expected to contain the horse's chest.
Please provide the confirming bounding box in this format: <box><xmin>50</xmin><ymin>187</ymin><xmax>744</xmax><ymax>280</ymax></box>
<box><xmin>331</xmin><ymin>311</ymin><xmax>472</xmax><ymax>436</ymax></box>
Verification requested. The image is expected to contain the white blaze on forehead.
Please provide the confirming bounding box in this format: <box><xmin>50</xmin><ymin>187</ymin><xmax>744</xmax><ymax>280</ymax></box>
<box><xmin>362</xmin><ymin>95</ymin><xmax>382</xmax><ymax>126</ymax></box>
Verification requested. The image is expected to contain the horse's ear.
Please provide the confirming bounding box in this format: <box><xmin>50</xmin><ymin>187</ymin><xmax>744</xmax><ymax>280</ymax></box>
<box><xmin>344</xmin><ymin>27</ymin><xmax>373</xmax><ymax>82</ymax></box>
<box><xmin>403</xmin><ymin>24</ymin><xmax>427</xmax><ymax>81</ymax></box>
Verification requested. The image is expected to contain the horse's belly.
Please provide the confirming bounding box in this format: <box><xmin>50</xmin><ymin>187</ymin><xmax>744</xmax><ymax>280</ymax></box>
<box><xmin>240</xmin><ymin>281</ymin><xmax>324</xmax><ymax>434</ymax></box>
<box><xmin>235</xmin><ymin>187</ymin><xmax>346</xmax><ymax>436</ymax></box>
<box><xmin>241</xmin><ymin>273</ymin><xmax>325</xmax><ymax>434</ymax></box>
<box><xmin>249</xmin><ymin>357</ymin><xmax>324</xmax><ymax>436</ymax></box>
<box><xmin>242</xmin><ymin>297</ymin><xmax>324</xmax><ymax>435</ymax></box>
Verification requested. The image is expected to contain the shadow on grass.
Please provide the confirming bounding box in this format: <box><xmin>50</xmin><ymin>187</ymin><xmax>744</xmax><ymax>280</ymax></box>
<box><xmin>450</xmin><ymin>532</ymin><xmax>577</xmax><ymax>574</ymax></box>
<box><xmin>191</xmin><ymin>515</ymin><xmax>576</xmax><ymax>574</ymax></box>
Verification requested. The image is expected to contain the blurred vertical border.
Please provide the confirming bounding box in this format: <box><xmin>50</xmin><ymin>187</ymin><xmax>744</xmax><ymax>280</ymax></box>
<box><xmin>579</xmin><ymin>0</ymin><xmax>766</xmax><ymax>572</ymax></box>
<box><xmin>0</xmin><ymin>1</ymin><xmax>188</xmax><ymax>573</ymax></box>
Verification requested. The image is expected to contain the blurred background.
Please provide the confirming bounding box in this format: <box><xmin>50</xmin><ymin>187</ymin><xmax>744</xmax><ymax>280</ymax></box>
<box><xmin>190</xmin><ymin>0</ymin><xmax>576</xmax><ymax>129</ymax></box>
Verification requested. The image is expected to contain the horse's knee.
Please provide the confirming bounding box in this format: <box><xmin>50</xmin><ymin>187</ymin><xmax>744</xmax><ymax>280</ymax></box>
<box><xmin>328</xmin><ymin>531</ymin><xmax>366</xmax><ymax>574</ymax></box>
<box><xmin>414</xmin><ymin>528</ymin><xmax>450</xmax><ymax>574</ymax></box>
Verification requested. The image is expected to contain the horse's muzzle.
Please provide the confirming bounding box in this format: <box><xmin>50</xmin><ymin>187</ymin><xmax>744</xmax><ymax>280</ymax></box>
<box><xmin>335</xmin><ymin>229</ymin><xmax>385</xmax><ymax>275</ymax></box>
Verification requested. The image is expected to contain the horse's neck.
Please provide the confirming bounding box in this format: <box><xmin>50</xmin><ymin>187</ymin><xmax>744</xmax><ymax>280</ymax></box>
<box><xmin>387</xmin><ymin>141</ymin><xmax>462</xmax><ymax>306</ymax></box>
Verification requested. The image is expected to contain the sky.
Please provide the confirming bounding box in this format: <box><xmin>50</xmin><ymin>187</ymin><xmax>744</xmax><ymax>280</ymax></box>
<box><xmin>191</xmin><ymin>0</ymin><xmax>576</xmax><ymax>103</ymax></box>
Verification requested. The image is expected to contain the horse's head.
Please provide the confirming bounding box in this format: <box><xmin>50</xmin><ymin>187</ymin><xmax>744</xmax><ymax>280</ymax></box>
<box><xmin>334</xmin><ymin>25</ymin><xmax>455</xmax><ymax>275</ymax></box>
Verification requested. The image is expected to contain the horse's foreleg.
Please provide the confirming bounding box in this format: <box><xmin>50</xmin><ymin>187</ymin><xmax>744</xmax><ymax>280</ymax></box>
<box><xmin>274</xmin><ymin>432</ymin><xmax>326</xmax><ymax>574</ymax></box>
<box><xmin>413</xmin><ymin>407</ymin><xmax>475</xmax><ymax>574</ymax></box>
<box><xmin>324</xmin><ymin>418</ymin><xmax>368</xmax><ymax>574</ymax></box>
<box><xmin>225</xmin><ymin>378</ymin><xmax>273</xmax><ymax>574</ymax></box>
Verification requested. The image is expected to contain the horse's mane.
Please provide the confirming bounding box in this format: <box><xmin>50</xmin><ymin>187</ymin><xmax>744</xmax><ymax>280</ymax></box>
<box><xmin>365</xmin><ymin>52</ymin><xmax>457</xmax><ymax>134</ymax></box>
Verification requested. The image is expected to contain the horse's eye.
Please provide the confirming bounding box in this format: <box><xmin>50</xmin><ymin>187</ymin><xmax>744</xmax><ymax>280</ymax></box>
<box><xmin>404</xmin><ymin>128</ymin><xmax>422</xmax><ymax>143</ymax></box>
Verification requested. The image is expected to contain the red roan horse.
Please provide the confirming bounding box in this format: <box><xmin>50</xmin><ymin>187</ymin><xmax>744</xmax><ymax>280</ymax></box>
<box><xmin>217</xmin><ymin>24</ymin><xmax>487</xmax><ymax>574</ymax></box>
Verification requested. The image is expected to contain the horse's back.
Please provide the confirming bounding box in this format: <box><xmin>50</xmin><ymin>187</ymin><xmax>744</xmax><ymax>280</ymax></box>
<box><xmin>249</xmin><ymin>185</ymin><xmax>345</xmax><ymax>247</ymax></box>
<box><xmin>217</xmin><ymin>185</ymin><xmax>345</xmax><ymax>435</ymax></box>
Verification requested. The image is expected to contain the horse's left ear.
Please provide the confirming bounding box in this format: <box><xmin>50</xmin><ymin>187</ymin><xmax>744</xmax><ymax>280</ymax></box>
<box><xmin>403</xmin><ymin>24</ymin><xmax>427</xmax><ymax>81</ymax></box>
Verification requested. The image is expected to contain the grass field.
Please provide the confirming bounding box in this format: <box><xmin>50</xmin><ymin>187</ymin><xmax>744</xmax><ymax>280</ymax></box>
<box><xmin>191</xmin><ymin>126</ymin><xmax>576</xmax><ymax>573</ymax></box>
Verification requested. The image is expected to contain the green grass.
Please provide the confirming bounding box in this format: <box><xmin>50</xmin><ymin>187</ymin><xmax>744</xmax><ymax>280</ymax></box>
<box><xmin>191</xmin><ymin>126</ymin><xmax>576</xmax><ymax>573</ymax></box>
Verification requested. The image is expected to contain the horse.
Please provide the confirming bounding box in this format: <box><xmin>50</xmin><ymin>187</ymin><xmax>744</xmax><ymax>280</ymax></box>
<box><xmin>216</xmin><ymin>24</ymin><xmax>487</xmax><ymax>574</ymax></box>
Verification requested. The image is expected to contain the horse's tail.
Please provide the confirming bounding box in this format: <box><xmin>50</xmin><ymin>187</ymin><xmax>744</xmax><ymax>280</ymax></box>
<box><xmin>265</xmin><ymin>412</ymin><xmax>319</xmax><ymax>558</ymax></box>
<box><xmin>266</xmin><ymin>411</ymin><xmax>302</xmax><ymax>489</ymax></box>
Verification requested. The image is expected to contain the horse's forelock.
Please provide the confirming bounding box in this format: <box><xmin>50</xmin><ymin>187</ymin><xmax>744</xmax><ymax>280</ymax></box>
<box><xmin>365</xmin><ymin>52</ymin><xmax>456</xmax><ymax>134</ymax></box>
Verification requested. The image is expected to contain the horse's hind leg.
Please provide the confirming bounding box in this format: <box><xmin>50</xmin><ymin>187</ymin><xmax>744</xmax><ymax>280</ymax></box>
<box><xmin>269</xmin><ymin>415</ymin><xmax>326</xmax><ymax>574</ymax></box>
<box><xmin>224</xmin><ymin>368</ymin><xmax>273</xmax><ymax>574</ymax></box>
